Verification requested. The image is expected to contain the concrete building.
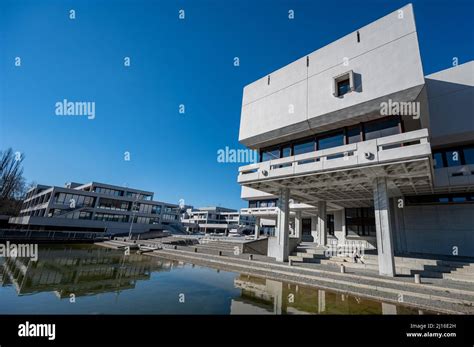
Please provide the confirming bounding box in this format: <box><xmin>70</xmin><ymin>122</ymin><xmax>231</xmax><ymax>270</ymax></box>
<box><xmin>237</xmin><ymin>4</ymin><xmax>474</xmax><ymax>276</ymax></box>
<box><xmin>181</xmin><ymin>206</ymin><xmax>255</xmax><ymax>235</ymax></box>
<box><xmin>9</xmin><ymin>181</ymin><xmax>184</xmax><ymax>236</ymax></box>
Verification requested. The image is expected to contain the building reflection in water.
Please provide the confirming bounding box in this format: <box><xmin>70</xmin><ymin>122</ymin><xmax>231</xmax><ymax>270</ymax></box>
<box><xmin>231</xmin><ymin>274</ymin><xmax>427</xmax><ymax>315</ymax></box>
<box><xmin>0</xmin><ymin>246</ymin><xmax>431</xmax><ymax>315</ymax></box>
<box><xmin>0</xmin><ymin>245</ymin><xmax>181</xmax><ymax>299</ymax></box>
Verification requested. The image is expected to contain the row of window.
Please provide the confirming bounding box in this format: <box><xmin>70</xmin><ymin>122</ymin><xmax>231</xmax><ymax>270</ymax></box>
<box><xmin>260</xmin><ymin>116</ymin><xmax>401</xmax><ymax>162</ymax></box>
<box><xmin>94</xmin><ymin>213</ymin><xmax>129</xmax><ymax>223</ymax></box>
<box><xmin>92</xmin><ymin>187</ymin><xmax>153</xmax><ymax>201</ymax></box>
<box><xmin>162</xmin><ymin>213</ymin><xmax>178</xmax><ymax>221</ymax></box>
<box><xmin>248</xmin><ymin>199</ymin><xmax>278</xmax><ymax>208</ymax></box>
<box><xmin>126</xmin><ymin>192</ymin><xmax>153</xmax><ymax>201</ymax></box>
<box><xmin>98</xmin><ymin>198</ymin><xmax>130</xmax><ymax>211</ymax></box>
<box><xmin>22</xmin><ymin>193</ymin><xmax>52</xmax><ymax>210</ymax></box>
<box><xmin>93</xmin><ymin>187</ymin><xmax>125</xmax><ymax>197</ymax></box>
<box><xmin>137</xmin><ymin>203</ymin><xmax>161</xmax><ymax>214</ymax></box>
<box><xmin>345</xmin><ymin>208</ymin><xmax>376</xmax><ymax>237</ymax></box>
<box><xmin>54</xmin><ymin>193</ymin><xmax>96</xmax><ymax>207</ymax></box>
<box><xmin>405</xmin><ymin>194</ymin><xmax>474</xmax><ymax>205</ymax></box>
<box><xmin>433</xmin><ymin>145</ymin><xmax>474</xmax><ymax>169</ymax></box>
<box><xmin>19</xmin><ymin>208</ymin><xmax>47</xmax><ymax>217</ymax></box>
<box><xmin>48</xmin><ymin>209</ymin><xmax>93</xmax><ymax>220</ymax></box>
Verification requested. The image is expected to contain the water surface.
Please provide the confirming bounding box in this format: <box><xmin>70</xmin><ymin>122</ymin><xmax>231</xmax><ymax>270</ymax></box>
<box><xmin>0</xmin><ymin>244</ymin><xmax>434</xmax><ymax>314</ymax></box>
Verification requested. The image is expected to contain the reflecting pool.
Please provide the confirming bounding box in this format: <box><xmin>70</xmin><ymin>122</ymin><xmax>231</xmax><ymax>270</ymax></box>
<box><xmin>0</xmin><ymin>244</ymin><xmax>435</xmax><ymax>314</ymax></box>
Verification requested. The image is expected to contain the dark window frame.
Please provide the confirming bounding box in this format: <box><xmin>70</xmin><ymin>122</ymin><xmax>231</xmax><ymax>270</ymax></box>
<box><xmin>432</xmin><ymin>144</ymin><xmax>474</xmax><ymax>169</ymax></box>
<box><xmin>259</xmin><ymin>116</ymin><xmax>402</xmax><ymax>162</ymax></box>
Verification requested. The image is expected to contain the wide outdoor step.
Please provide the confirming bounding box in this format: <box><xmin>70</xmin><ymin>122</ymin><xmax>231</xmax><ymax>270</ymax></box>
<box><xmin>295</xmin><ymin>252</ymin><xmax>326</xmax><ymax>258</ymax></box>
<box><xmin>288</xmin><ymin>255</ymin><xmax>323</xmax><ymax>264</ymax></box>
<box><xmin>443</xmin><ymin>273</ymin><xmax>474</xmax><ymax>283</ymax></box>
<box><xmin>331</xmin><ymin>254</ymin><xmax>474</xmax><ymax>272</ymax></box>
<box><xmin>451</xmin><ymin>266</ymin><xmax>474</xmax><ymax>274</ymax></box>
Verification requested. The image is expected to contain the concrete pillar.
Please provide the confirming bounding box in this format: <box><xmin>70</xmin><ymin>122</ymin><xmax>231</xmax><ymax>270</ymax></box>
<box><xmin>333</xmin><ymin>209</ymin><xmax>346</xmax><ymax>244</ymax></box>
<box><xmin>254</xmin><ymin>216</ymin><xmax>260</xmax><ymax>240</ymax></box>
<box><xmin>276</xmin><ymin>188</ymin><xmax>290</xmax><ymax>262</ymax></box>
<box><xmin>294</xmin><ymin>211</ymin><xmax>302</xmax><ymax>243</ymax></box>
<box><xmin>310</xmin><ymin>216</ymin><xmax>318</xmax><ymax>243</ymax></box>
<box><xmin>318</xmin><ymin>290</ymin><xmax>326</xmax><ymax>313</ymax></box>
<box><xmin>317</xmin><ymin>201</ymin><xmax>327</xmax><ymax>246</ymax></box>
<box><xmin>267</xmin><ymin>280</ymin><xmax>283</xmax><ymax>314</ymax></box>
<box><xmin>381</xmin><ymin>302</ymin><xmax>398</xmax><ymax>315</ymax></box>
<box><xmin>373</xmin><ymin>177</ymin><xmax>396</xmax><ymax>277</ymax></box>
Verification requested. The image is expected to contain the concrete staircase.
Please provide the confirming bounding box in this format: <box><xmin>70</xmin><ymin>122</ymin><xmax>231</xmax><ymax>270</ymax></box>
<box><xmin>195</xmin><ymin>239</ymin><xmax>243</xmax><ymax>254</ymax></box>
<box><xmin>290</xmin><ymin>243</ymin><xmax>474</xmax><ymax>283</ymax></box>
<box><xmin>288</xmin><ymin>243</ymin><xmax>327</xmax><ymax>264</ymax></box>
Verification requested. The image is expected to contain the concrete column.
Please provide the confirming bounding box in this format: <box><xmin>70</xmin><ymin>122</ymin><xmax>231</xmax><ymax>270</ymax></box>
<box><xmin>276</xmin><ymin>188</ymin><xmax>290</xmax><ymax>262</ymax></box>
<box><xmin>294</xmin><ymin>211</ymin><xmax>302</xmax><ymax>242</ymax></box>
<box><xmin>267</xmin><ymin>280</ymin><xmax>283</xmax><ymax>314</ymax></box>
<box><xmin>381</xmin><ymin>302</ymin><xmax>398</xmax><ymax>315</ymax></box>
<box><xmin>254</xmin><ymin>216</ymin><xmax>260</xmax><ymax>240</ymax></box>
<box><xmin>373</xmin><ymin>177</ymin><xmax>396</xmax><ymax>277</ymax></box>
<box><xmin>310</xmin><ymin>216</ymin><xmax>318</xmax><ymax>243</ymax></box>
<box><xmin>334</xmin><ymin>209</ymin><xmax>346</xmax><ymax>244</ymax></box>
<box><xmin>318</xmin><ymin>290</ymin><xmax>326</xmax><ymax>313</ymax></box>
<box><xmin>317</xmin><ymin>201</ymin><xmax>327</xmax><ymax>246</ymax></box>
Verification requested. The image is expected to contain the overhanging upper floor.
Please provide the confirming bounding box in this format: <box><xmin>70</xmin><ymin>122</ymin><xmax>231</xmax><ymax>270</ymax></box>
<box><xmin>239</xmin><ymin>4</ymin><xmax>426</xmax><ymax>149</ymax></box>
<box><xmin>238</xmin><ymin>129</ymin><xmax>433</xmax><ymax>208</ymax></box>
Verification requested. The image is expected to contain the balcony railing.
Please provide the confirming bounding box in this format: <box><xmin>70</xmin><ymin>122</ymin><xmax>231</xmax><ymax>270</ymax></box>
<box><xmin>238</xmin><ymin>129</ymin><xmax>431</xmax><ymax>183</ymax></box>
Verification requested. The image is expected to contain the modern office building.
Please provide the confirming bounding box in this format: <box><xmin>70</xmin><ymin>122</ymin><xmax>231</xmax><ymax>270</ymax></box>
<box><xmin>237</xmin><ymin>4</ymin><xmax>474</xmax><ymax>276</ymax></box>
<box><xmin>181</xmin><ymin>206</ymin><xmax>255</xmax><ymax>234</ymax></box>
<box><xmin>9</xmin><ymin>181</ymin><xmax>184</xmax><ymax>236</ymax></box>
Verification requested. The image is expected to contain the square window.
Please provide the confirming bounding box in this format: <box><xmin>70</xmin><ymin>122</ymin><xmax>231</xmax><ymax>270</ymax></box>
<box><xmin>337</xmin><ymin>79</ymin><xmax>350</xmax><ymax>96</ymax></box>
<box><xmin>333</xmin><ymin>70</ymin><xmax>354</xmax><ymax>97</ymax></box>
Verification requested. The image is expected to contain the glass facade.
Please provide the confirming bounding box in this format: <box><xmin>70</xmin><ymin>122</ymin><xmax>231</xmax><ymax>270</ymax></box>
<box><xmin>94</xmin><ymin>213</ymin><xmax>129</xmax><ymax>223</ymax></box>
<box><xmin>98</xmin><ymin>198</ymin><xmax>130</xmax><ymax>211</ymax></box>
<box><xmin>405</xmin><ymin>193</ymin><xmax>474</xmax><ymax>205</ymax></box>
<box><xmin>345</xmin><ymin>207</ymin><xmax>376</xmax><ymax>237</ymax></box>
<box><xmin>293</xmin><ymin>141</ymin><xmax>315</xmax><ymax>155</ymax></box>
<box><xmin>259</xmin><ymin>116</ymin><xmax>401</xmax><ymax>162</ymax></box>
<box><xmin>432</xmin><ymin>145</ymin><xmax>474</xmax><ymax>168</ymax></box>
<box><xmin>248</xmin><ymin>199</ymin><xmax>277</xmax><ymax>208</ymax></box>
<box><xmin>54</xmin><ymin>193</ymin><xmax>95</xmax><ymax>207</ymax></box>
<box><xmin>363</xmin><ymin>117</ymin><xmax>400</xmax><ymax>141</ymax></box>
<box><xmin>48</xmin><ymin>209</ymin><xmax>93</xmax><ymax>220</ymax></box>
<box><xmin>346</xmin><ymin>126</ymin><xmax>361</xmax><ymax>144</ymax></box>
<box><xmin>93</xmin><ymin>187</ymin><xmax>124</xmax><ymax>197</ymax></box>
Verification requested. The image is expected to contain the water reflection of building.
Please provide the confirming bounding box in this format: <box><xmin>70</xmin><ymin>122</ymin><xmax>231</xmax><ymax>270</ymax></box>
<box><xmin>231</xmin><ymin>274</ymin><xmax>425</xmax><ymax>315</ymax></box>
<box><xmin>0</xmin><ymin>245</ymin><xmax>180</xmax><ymax>298</ymax></box>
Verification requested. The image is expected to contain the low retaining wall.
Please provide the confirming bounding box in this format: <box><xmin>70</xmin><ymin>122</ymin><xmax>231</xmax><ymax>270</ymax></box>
<box><xmin>242</xmin><ymin>238</ymin><xmax>268</xmax><ymax>255</ymax></box>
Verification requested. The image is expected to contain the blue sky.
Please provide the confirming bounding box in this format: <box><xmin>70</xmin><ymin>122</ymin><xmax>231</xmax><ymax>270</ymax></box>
<box><xmin>1</xmin><ymin>0</ymin><xmax>473</xmax><ymax>208</ymax></box>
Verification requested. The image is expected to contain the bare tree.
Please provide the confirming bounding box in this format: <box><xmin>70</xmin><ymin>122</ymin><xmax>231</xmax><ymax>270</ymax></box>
<box><xmin>0</xmin><ymin>148</ymin><xmax>27</xmax><ymax>215</ymax></box>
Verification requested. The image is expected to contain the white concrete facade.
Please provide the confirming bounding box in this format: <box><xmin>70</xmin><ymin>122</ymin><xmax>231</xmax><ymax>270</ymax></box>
<box><xmin>181</xmin><ymin>206</ymin><xmax>255</xmax><ymax>235</ymax></box>
<box><xmin>237</xmin><ymin>4</ymin><xmax>474</xmax><ymax>276</ymax></box>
